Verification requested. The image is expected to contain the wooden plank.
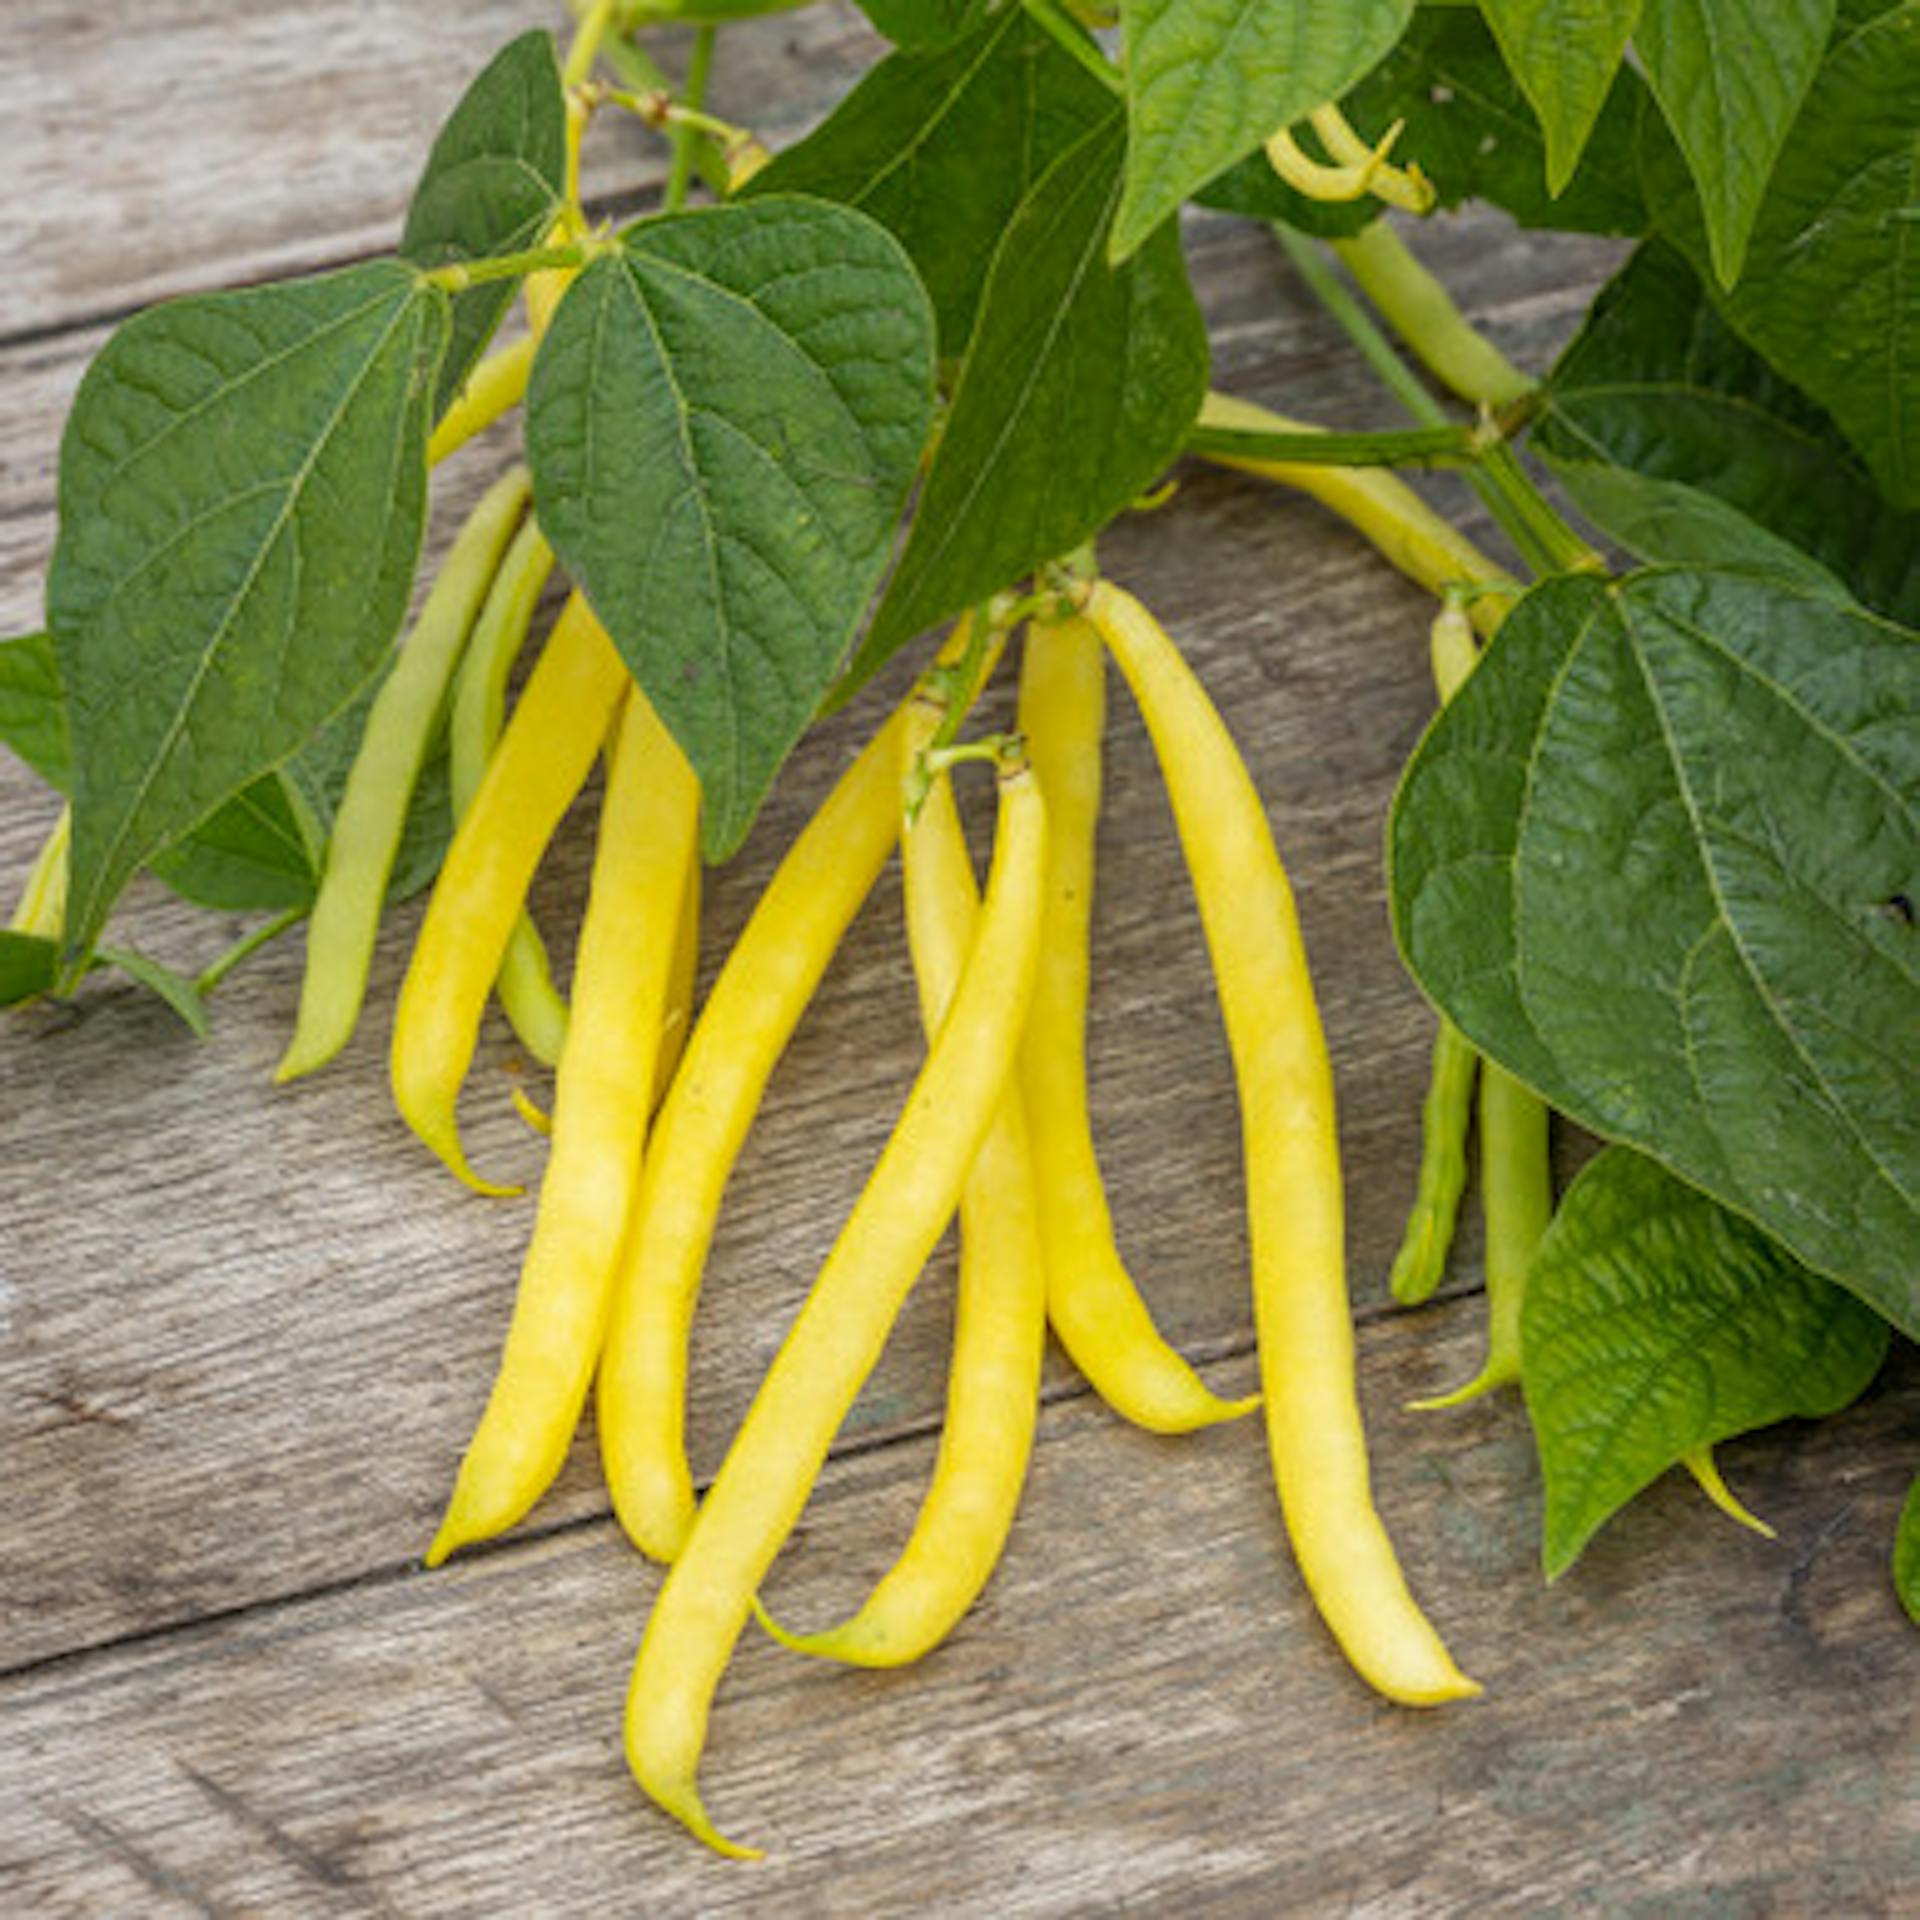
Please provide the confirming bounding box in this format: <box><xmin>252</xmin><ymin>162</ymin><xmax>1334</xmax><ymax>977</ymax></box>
<box><xmin>0</xmin><ymin>0</ymin><xmax>880</xmax><ymax>340</ymax></box>
<box><xmin>2</xmin><ymin>1314</ymin><xmax>1912</xmax><ymax>1913</ymax></box>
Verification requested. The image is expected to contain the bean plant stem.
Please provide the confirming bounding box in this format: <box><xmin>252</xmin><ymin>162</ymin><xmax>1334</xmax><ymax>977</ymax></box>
<box><xmin>564</xmin><ymin>0</ymin><xmax>619</xmax><ymax>89</ymax></box>
<box><xmin>596</xmin><ymin>27</ymin><xmax>730</xmax><ymax>196</ymax></box>
<box><xmin>1019</xmin><ymin>0</ymin><xmax>1123</xmax><ymax>92</ymax></box>
<box><xmin>195</xmin><ymin>907</ymin><xmax>306</xmax><ymax>999</ymax></box>
<box><xmin>427</xmin><ymin>246</ymin><xmax>588</xmax><ymax>291</ymax></box>
<box><xmin>667</xmin><ymin>27</ymin><xmax>716</xmax><ymax>214</ymax></box>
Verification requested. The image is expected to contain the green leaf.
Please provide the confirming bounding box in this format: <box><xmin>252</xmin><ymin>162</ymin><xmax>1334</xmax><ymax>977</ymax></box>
<box><xmin>852</xmin><ymin>0</ymin><xmax>994</xmax><ymax>45</ymax></box>
<box><xmin>1523</xmin><ymin>1147</ymin><xmax>1891</xmax><ymax>1577</ymax></box>
<box><xmin>48</xmin><ymin>260</ymin><xmax>449</xmax><ymax>963</ymax></box>
<box><xmin>1390</xmin><ymin>566</ymin><xmax>1920</xmax><ymax>1337</ymax></box>
<box><xmin>95</xmin><ymin>945</ymin><xmax>212</xmax><ymax>1037</ymax></box>
<box><xmin>743</xmin><ymin>9</ymin><xmax>1112</xmax><ymax>356</ymax></box>
<box><xmin>0</xmin><ymin>632</ymin><xmax>70</xmax><ymax>789</ymax></box>
<box><xmin>401</xmin><ymin>30</ymin><xmax>568</xmax><ymax>413</ymax></box>
<box><xmin>1537</xmin><ymin>242</ymin><xmax>1920</xmax><ymax>624</ymax></box>
<box><xmin>1896</xmin><ymin>1473</ymin><xmax>1920</xmax><ymax>1625</ymax></box>
<box><xmin>1477</xmin><ymin>0</ymin><xmax>1642</xmax><ymax>192</ymax></box>
<box><xmin>527</xmin><ymin>198</ymin><xmax>936</xmax><ymax>859</ymax></box>
<box><xmin>856</xmin><ymin>114</ymin><xmax>1209</xmax><ymax>685</ymax></box>
<box><xmin>0</xmin><ymin>631</ymin><xmax>443</xmax><ymax>915</ymax></box>
<box><xmin>1199</xmin><ymin>9</ymin><xmax>1648</xmax><ymax>236</ymax></box>
<box><xmin>1641</xmin><ymin>2</ymin><xmax>1920</xmax><ymax>507</ymax></box>
<box><xmin>1634</xmin><ymin>0</ymin><xmax>1834</xmax><ymax>287</ymax></box>
<box><xmin>1112</xmin><ymin>0</ymin><xmax>1414</xmax><ymax>260</ymax></box>
<box><xmin>0</xmin><ymin>931</ymin><xmax>59</xmax><ymax>1008</ymax></box>
<box><xmin>147</xmin><ymin>776</ymin><xmax>320</xmax><ymax>913</ymax></box>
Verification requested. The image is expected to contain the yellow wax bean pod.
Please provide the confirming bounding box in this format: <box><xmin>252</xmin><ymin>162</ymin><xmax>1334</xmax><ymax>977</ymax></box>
<box><xmin>758</xmin><ymin>691</ymin><xmax>1046</xmax><ymax>1667</ymax></box>
<box><xmin>597</xmin><ymin>632</ymin><xmax>984</xmax><ymax>1562</ymax></box>
<box><xmin>1088</xmin><ymin>579</ymin><xmax>1476</xmax><ymax>1709</ymax></box>
<box><xmin>624</xmin><ymin>749</ymin><xmax>1049</xmax><ymax>1859</ymax></box>
<box><xmin>1017</xmin><ymin>612</ymin><xmax>1258</xmax><ymax>1432</ymax></box>
<box><xmin>448</xmin><ymin>515</ymin><xmax>570</xmax><ymax>1068</ymax></box>
<box><xmin>427</xmin><ymin>336</ymin><xmax>534</xmax><ymax>467</ymax></box>
<box><xmin>276</xmin><ymin>465</ymin><xmax>531</xmax><ymax>1084</ymax></box>
<box><xmin>391</xmin><ymin>593</ymin><xmax>629</xmax><ymax>1191</ymax></box>
<box><xmin>427</xmin><ymin>685</ymin><xmax>699</xmax><ymax>1564</ymax></box>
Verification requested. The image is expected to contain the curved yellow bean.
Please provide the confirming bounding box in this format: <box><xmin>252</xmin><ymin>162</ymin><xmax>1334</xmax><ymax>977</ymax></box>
<box><xmin>1088</xmin><ymin>579</ymin><xmax>1476</xmax><ymax>1708</ymax></box>
<box><xmin>427</xmin><ymin>336</ymin><xmax>534</xmax><ymax>467</ymax></box>
<box><xmin>624</xmin><ymin>752</ymin><xmax>1049</xmax><ymax>1858</ymax></box>
<box><xmin>448</xmin><ymin>517</ymin><xmax>570</xmax><ymax>1068</ymax></box>
<box><xmin>759</xmin><ymin>692</ymin><xmax>1046</xmax><ymax>1667</ymax></box>
<box><xmin>427</xmin><ymin>686</ymin><xmax>698</xmax><ymax>1565</ymax></box>
<box><xmin>594</xmin><ymin>625</ymin><xmax>984</xmax><ymax>1560</ymax></box>
<box><xmin>595</xmin><ymin>708</ymin><xmax>910</xmax><ymax>1561</ymax></box>
<box><xmin>276</xmin><ymin>466</ymin><xmax>531</xmax><ymax>1084</ymax></box>
<box><xmin>1017</xmin><ymin>612</ymin><xmax>1258</xmax><ymax>1432</ymax></box>
<box><xmin>391</xmin><ymin>593</ymin><xmax>629</xmax><ymax>1191</ymax></box>
<box><xmin>654</xmin><ymin>852</ymin><xmax>700</xmax><ymax>1111</ymax></box>
<box><xmin>1195</xmin><ymin>393</ymin><xmax>1513</xmax><ymax>638</ymax></box>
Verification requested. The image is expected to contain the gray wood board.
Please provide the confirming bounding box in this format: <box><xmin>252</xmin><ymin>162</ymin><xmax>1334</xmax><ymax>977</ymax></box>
<box><xmin>2</xmin><ymin>1325</ymin><xmax>1914</xmax><ymax>1914</ymax></box>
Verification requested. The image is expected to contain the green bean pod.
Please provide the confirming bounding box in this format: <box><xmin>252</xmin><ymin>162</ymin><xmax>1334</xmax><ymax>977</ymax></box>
<box><xmin>275</xmin><ymin>467</ymin><xmax>530</xmax><ymax>1083</ymax></box>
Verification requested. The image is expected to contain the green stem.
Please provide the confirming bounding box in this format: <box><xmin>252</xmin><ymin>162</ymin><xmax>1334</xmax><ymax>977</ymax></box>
<box><xmin>667</xmin><ymin>26</ymin><xmax>716</xmax><ymax>213</ymax></box>
<box><xmin>1276</xmin><ymin>226</ymin><xmax>1564</xmax><ymax>568</ymax></box>
<box><xmin>1333</xmin><ymin>222</ymin><xmax>1534</xmax><ymax>410</ymax></box>
<box><xmin>1019</xmin><ymin>0</ymin><xmax>1123</xmax><ymax>92</ymax></box>
<box><xmin>195</xmin><ymin>907</ymin><xmax>305</xmax><ymax>998</ymax></box>
<box><xmin>597</xmin><ymin>31</ymin><xmax>730</xmax><ymax>196</ymax></box>
<box><xmin>1186</xmin><ymin>420</ymin><xmax>1478</xmax><ymax>469</ymax></box>
<box><xmin>564</xmin><ymin>0</ymin><xmax>619</xmax><ymax>89</ymax></box>
<box><xmin>1478</xmin><ymin>442</ymin><xmax>1601</xmax><ymax>575</ymax></box>
<box><xmin>426</xmin><ymin>245</ymin><xmax>588</xmax><ymax>292</ymax></box>
<box><xmin>1272</xmin><ymin>225</ymin><xmax>1445</xmax><ymax>428</ymax></box>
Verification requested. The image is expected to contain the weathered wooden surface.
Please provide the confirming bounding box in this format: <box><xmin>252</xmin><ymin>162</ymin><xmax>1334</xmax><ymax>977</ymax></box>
<box><xmin>3</xmin><ymin>3</ymin><xmax>1914</xmax><ymax>1912</ymax></box>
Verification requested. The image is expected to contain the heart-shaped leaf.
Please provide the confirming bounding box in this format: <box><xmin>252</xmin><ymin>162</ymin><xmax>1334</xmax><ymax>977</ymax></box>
<box><xmin>1112</xmin><ymin>0</ymin><xmax>1413</xmax><ymax>261</ymax></box>
<box><xmin>743</xmin><ymin>8</ymin><xmax>1112</xmax><ymax>357</ymax></box>
<box><xmin>1642</xmin><ymin>1</ymin><xmax>1920</xmax><ymax>507</ymax></box>
<box><xmin>1478</xmin><ymin>0</ymin><xmax>1643</xmax><ymax>192</ymax></box>
<box><xmin>1524</xmin><ymin>1146</ymin><xmax>1890</xmax><ymax>1577</ymax></box>
<box><xmin>854</xmin><ymin>113</ymin><xmax>1208</xmax><ymax>686</ymax></box>
<box><xmin>1391</xmin><ymin>566</ymin><xmax>1920</xmax><ymax>1337</ymax></box>
<box><xmin>527</xmin><ymin>198</ymin><xmax>936</xmax><ymax>859</ymax></box>
<box><xmin>48</xmin><ymin>261</ymin><xmax>449</xmax><ymax>962</ymax></box>
<box><xmin>401</xmin><ymin>30</ymin><xmax>567</xmax><ymax>413</ymax></box>
<box><xmin>1634</xmin><ymin>0</ymin><xmax>1834</xmax><ymax>287</ymax></box>
<box><xmin>1537</xmin><ymin>242</ymin><xmax>1920</xmax><ymax>624</ymax></box>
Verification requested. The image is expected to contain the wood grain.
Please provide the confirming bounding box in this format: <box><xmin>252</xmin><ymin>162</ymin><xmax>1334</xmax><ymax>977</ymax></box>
<box><xmin>2</xmin><ymin>1321</ymin><xmax>1912</xmax><ymax>1914</ymax></box>
<box><xmin>8</xmin><ymin>2</ymin><xmax>1913</xmax><ymax>1910</ymax></box>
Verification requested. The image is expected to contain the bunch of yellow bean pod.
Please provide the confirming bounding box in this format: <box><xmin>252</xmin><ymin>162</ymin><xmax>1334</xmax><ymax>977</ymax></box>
<box><xmin>271</xmin><ymin>417</ymin><xmax>1476</xmax><ymax>1853</ymax></box>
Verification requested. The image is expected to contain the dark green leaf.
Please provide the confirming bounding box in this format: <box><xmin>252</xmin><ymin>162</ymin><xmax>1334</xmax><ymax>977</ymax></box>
<box><xmin>0</xmin><ymin>632</ymin><xmax>70</xmax><ymax>789</ymax></box>
<box><xmin>527</xmin><ymin>198</ymin><xmax>936</xmax><ymax>859</ymax></box>
<box><xmin>95</xmin><ymin>945</ymin><xmax>212</xmax><ymax>1037</ymax></box>
<box><xmin>1537</xmin><ymin>242</ymin><xmax>1920</xmax><ymax>623</ymax></box>
<box><xmin>147</xmin><ymin>776</ymin><xmax>320</xmax><ymax>913</ymax></box>
<box><xmin>1199</xmin><ymin>9</ymin><xmax>1647</xmax><ymax>236</ymax></box>
<box><xmin>1391</xmin><ymin>566</ymin><xmax>1920</xmax><ymax>1336</ymax></box>
<box><xmin>48</xmin><ymin>261</ymin><xmax>449</xmax><ymax>962</ymax></box>
<box><xmin>0</xmin><ymin>631</ymin><xmax>442</xmax><ymax>914</ymax></box>
<box><xmin>1477</xmin><ymin>0</ymin><xmax>1642</xmax><ymax>192</ymax></box>
<box><xmin>1524</xmin><ymin>1147</ymin><xmax>1891</xmax><ymax>1577</ymax></box>
<box><xmin>1112</xmin><ymin>0</ymin><xmax>1414</xmax><ymax>259</ymax></box>
<box><xmin>1896</xmin><ymin>1473</ymin><xmax>1920</xmax><ymax>1625</ymax></box>
<box><xmin>853</xmin><ymin>0</ymin><xmax>994</xmax><ymax>45</ymax></box>
<box><xmin>743</xmin><ymin>9</ymin><xmax>1111</xmax><ymax>355</ymax></box>
<box><xmin>856</xmin><ymin>114</ymin><xmax>1208</xmax><ymax>685</ymax></box>
<box><xmin>1635</xmin><ymin>0</ymin><xmax>1833</xmax><ymax>287</ymax></box>
<box><xmin>1641</xmin><ymin>2</ymin><xmax>1920</xmax><ymax>506</ymax></box>
<box><xmin>0</xmin><ymin>931</ymin><xmax>58</xmax><ymax>1007</ymax></box>
<box><xmin>401</xmin><ymin>30</ymin><xmax>568</xmax><ymax>413</ymax></box>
